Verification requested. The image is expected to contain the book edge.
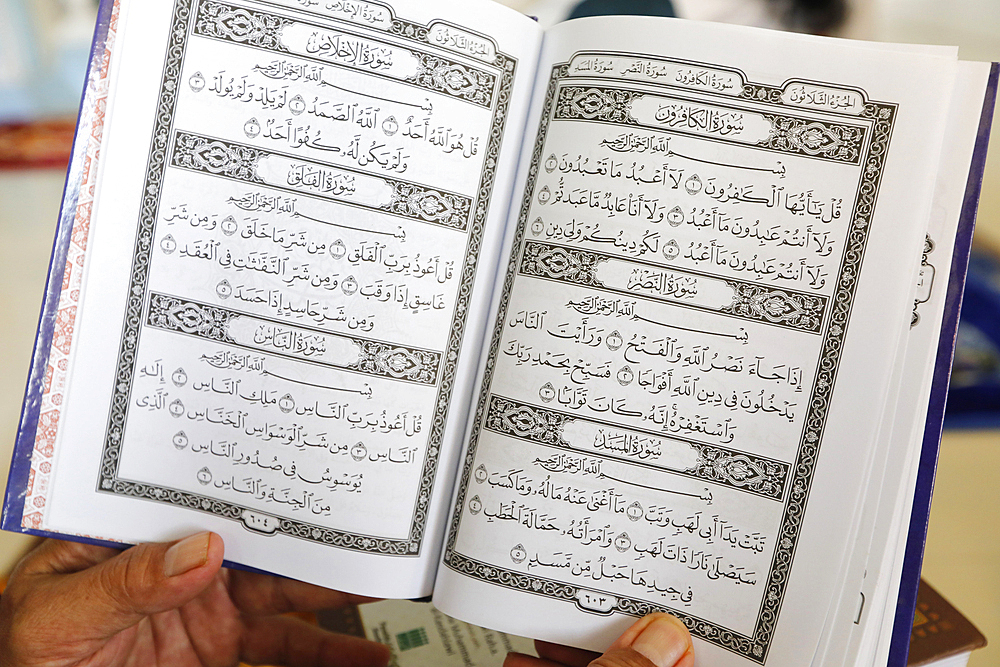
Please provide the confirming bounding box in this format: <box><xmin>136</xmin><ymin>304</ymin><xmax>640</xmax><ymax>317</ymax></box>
<box><xmin>1</xmin><ymin>0</ymin><xmax>117</xmax><ymax>536</ymax></box>
<box><xmin>886</xmin><ymin>61</ymin><xmax>1000</xmax><ymax>667</ymax></box>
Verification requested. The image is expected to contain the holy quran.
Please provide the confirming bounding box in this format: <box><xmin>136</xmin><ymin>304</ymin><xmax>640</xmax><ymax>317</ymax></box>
<box><xmin>3</xmin><ymin>1</ymin><xmax>996</xmax><ymax>666</ymax></box>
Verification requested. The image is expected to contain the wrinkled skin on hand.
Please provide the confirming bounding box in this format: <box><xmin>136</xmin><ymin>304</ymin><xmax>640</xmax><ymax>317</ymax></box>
<box><xmin>0</xmin><ymin>534</ymin><xmax>694</xmax><ymax>667</ymax></box>
<box><xmin>0</xmin><ymin>534</ymin><xmax>390</xmax><ymax>667</ymax></box>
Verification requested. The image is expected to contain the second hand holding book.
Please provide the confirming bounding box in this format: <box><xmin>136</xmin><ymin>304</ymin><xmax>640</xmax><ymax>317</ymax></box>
<box><xmin>3</xmin><ymin>0</ymin><xmax>996</xmax><ymax>665</ymax></box>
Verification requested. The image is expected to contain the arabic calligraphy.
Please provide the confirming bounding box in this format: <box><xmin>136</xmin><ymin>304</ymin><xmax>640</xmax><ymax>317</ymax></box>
<box><xmin>447</xmin><ymin>50</ymin><xmax>875</xmax><ymax>636</ymax></box>
<box><xmin>104</xmin><ymin>0</ymin><xmax>513</xmax><ymax>552</ymax></box>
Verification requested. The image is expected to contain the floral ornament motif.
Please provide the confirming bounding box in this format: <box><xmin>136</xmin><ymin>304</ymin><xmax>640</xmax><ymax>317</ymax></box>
<box><xmin>739</xmin><ymin>83</ymin><xmax>782</xmax><ymax>103</ymax></box>
<box><xmin>350</xmin><ymin>341</ymin><xmax>439</xmax><ymax>384</ymax></box>
<box><xmin>690</xmin><ymin>447</ymin><xmax>788</xmax><ymax>499</ymax></box>
<box><xmin>388</xmin><ymin>19</ymin><xmax>429</xmax><ymax>41</ymax></box>
<box><xmin>486</xmin><ymin>397</ymin><xmax>567</xmax><ymax>446</ymax></box>
<box><xmin>409</xmin><ymin>190</ymin><xmax>454</xmax><ymax>221</ymax></box>
<box><xmin>723</xmin><ymin>283</ymin><xmax>825</xmax><ymax>333</ymax></box>
<box><xmin>147</xmin><ymin>294</ymin><xmax>236</xmax><ymax>343</ymax></box>
<box><xmin>195</xmin><ymin>2</ymin><xmax>289</xmax><ymax>51</ymax></box>
<box><xmin>912</xmin><ymin>234</ymin><xmax>936</xmax><ymax>327</ymax></box>
<box><xmin>433</xmin><ymin>65</ymin><xmax>478</xmax><ymax>96</ymax></box>
<box><xmin>410</xmin><ymin>54</ymin><xmax>494</xmax><ymax>107</ymax></box>
<box><xmin>759</xmin><ymin>116</ymin><xmax>865</xmax><ymax>163</ymax></box>
<box><xmin>555</xmin><ymin>86</ymin><xmax>637</xmax><ymax>124</ymax></box>
<box><xmin>172</xmin><ymin>133</ymin><xmax>264</xmax><ymax>183</ymax></box>
<box><xmin>519</xmin><ymin>242</ymin><xmax>606</xmax><ymax>288</ymax></box>
<box><xmin>386</xmin><ymin>182</ymin><xmax>471</xmax><ymax>230</ymax></box>
<box><xmin>279</xmin><ymin>521</ymin><xmax>411</xmax><ymax>555</ymax></box>
<box><xmin>571</xmin><ymin>88</ymin><xmax>614</xmax><ymax>118</ymax></box>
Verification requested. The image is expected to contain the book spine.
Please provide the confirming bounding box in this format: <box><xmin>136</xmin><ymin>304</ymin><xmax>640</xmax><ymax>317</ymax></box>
<box><xmin>1</xmin><ymin>0</ymin><xmax>119</xmax><ymax>534</ymax></box>
<box><xmin>886</xmin><ymin>61</ymin><xmax>1000</xmax><ymax>667</ymax></box>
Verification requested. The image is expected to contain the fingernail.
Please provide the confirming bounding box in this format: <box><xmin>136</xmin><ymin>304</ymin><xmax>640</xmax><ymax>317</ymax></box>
<box><xmin>631</xmin><ymin>615</ymin><xmax>692</xmax><ymax>667</ymax></box>
<box><xmin>164</xmin><ymin>532</ymin><xmax>211</xmax><ymax>577</ymax></box>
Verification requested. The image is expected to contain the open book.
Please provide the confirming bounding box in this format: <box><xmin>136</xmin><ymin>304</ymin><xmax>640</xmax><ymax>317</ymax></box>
<box><xmin>3</xmin><ymin>0</ymin><xmax>997</xmax><ymax>664</ymax></box>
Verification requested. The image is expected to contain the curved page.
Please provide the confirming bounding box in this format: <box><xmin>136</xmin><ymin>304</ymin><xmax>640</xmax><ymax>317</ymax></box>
<box><xmin>433</xmin><ymin>15</ymin><xmax>958</xmax><ymax>667</ymax></box>
<box><xmin>32</xmin><ymin>0</ymin><xmax>541</xmax><ymax>598</ymax></box>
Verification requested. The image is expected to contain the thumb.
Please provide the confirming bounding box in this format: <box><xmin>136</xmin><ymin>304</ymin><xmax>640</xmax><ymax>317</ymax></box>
<box><xmin>53</xmin><ymin>531</ymin><xmax>224</xmax><ymax>639</ymax></box>
<box><xmin>594</xmin><ymin>614</ymin><xmax>694</xmax><ymax>667</ymax></box>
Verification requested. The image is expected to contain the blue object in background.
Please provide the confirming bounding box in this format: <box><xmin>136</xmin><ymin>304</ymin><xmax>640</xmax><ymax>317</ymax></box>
<box><xmin>946</xmin><ymin>248</ymin><xmax>1000</xmax><ymax>427</ymax></box>
<box><xmin>0</xmin><ymin>0</ymin><xmax>95</xmax><ymax>123</ymax></box>
<box><xmin>0</xmin><ymin>0</ymin><xmax>42</xmax><ymax>120</ymax></box>
<box><xmin>568</xmin><ymin>0</ymin><xmax>675</xmax><ymax>20</ymax></box>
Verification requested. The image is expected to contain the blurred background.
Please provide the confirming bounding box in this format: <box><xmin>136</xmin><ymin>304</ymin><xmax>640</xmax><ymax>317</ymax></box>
<box><xmin>0</xmin><ymin>0</ymin><xmax>997</xmax><ymax>663</ymax></box>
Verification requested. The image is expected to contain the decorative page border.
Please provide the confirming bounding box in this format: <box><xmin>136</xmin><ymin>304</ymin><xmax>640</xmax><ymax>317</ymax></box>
<box><xmin>146</xmin><ymin>292</ymin><xmax>442</xmax><ymax>383</ymax></box>
<box><xmin>195</xmin><ymin>1</ymin><xmax>497</xmax><ymax>108</ymax></box>
<box><xmin>252</xmin><ymin>0</ymin><xmax>506</xmax><ymax>71</ymax></box>
<box><xmin>444</xmin><ymin>60</ymin><xmax>897</xmax><ymax>662</ymax></box>
<box><xmin>519</xmin><ymin>241</ymin><xmax>827</xmax><ymax>333</ymax></box>
<box><xmin>556</xmin><ymin>85</ymin><xmax>867</xmax><ymax>164</ymax></box>
<box><xmin>170</xmin><ymin>131</ymin><xmax>474</xmax><ymax>230</ymax></box>
<box><xmin>95</xmin><ymin>0</ymin><xmax>518</xmax><ymax>555</ymax></box>
<box><xmin>484</xmin><ymin>395</ymin><xmax>789</xmax><ymax>500</ymax></box>
<box><xmin>21</xmin><ymin>0</ymin><xmax>124</xmax><ymax>531</ymax></box>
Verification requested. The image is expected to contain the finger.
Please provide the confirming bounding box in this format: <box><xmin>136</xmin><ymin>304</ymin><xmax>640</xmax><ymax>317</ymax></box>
<box><xmin>504</xmin><ymin>652</ymin><xmax>566</xmax><ymax>667</ymax></box>
<box><xmin>229</xmin><ymin>569</ymin><xmax>378</xmax><ymax>615</ymax></box>
<box><xmin>241</xmin><ymin>614</ymin><xmax>391</xmax><ymax>667</ymax></box>
<box><xmin>15</xmin><ymin>538</ymin><xmax>124</xmax><ymax>577</ymax></box>
<box><xmin>593</xmin><ymin>614</ymin><xmax>693</xmax><ymax>667</ymax></box>
<box><xmin>47</xmin><ymin>532</ymin><xmax>224</xmax><ymax>640</ymax></box>
<box><xmin>535</xmin><ymin>640</ymin><xmax>601</xmax><ymax>667</ymax></box>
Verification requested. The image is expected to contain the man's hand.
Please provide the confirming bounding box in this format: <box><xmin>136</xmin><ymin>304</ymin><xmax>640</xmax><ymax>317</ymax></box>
<box><xmin>0</xmin><ymin>533</ymin><xmax>391</xmax><ymax>667</ymax></box>
<box><xmin>506</xmin><ymin>614</ymin><xmax>695</xmax><ymax>667</ymax></box>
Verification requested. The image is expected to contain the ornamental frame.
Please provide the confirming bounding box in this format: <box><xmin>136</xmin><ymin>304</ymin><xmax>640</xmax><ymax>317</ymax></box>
<box><xmin>145</xmin><ymin>293</ymin><xmax>442</xmax><ymax>384</ymax></box>
<box><xmin>484</xmin><ymin>395</ymin><xmax>790</xmax><ymax>501</ymax></box>
<box><xmin>519</xmin><ymin>240</ymin><xmax>828</xmax><ymax>333</ymax></box>
<box><xmin>171</xmin><ymin>131</ymin><xmax>475</xmax><ymax>230</ymax></box>
<box><xmin>194</xmin><ymin>0</ymin><xmax>497</xmax><ymax>107</ymax></box>
<box><xmin>444</xmin><ymin>59</ymin><xmax>897</xmax><ymax>663</ymax></box>
<box><xmin>554</xmin><ymin>85</ymin><xmax>867</xmax><ymax>164</ymax></box>
<box><xmin>96</xmin><ymin>0</ymin><xmax>518</xmax><ymax>556</ymax></box>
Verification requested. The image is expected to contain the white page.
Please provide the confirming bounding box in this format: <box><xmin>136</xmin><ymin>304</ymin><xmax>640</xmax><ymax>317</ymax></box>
<box><xmin>38</xmin><ymin>0</ymin><xmax>542</xmax><ymax>598</ymax></box>
<box><xmin>767</xmin><ymin>36</ymin><xmax>963</xmax><ymax>667</ymax></box>
<box><xmin>813</xmin><ymin>60</ymin><xmax>992</xmax><ymax>667</ymax></box>
<box><xmin>433</xmin><ymin>15</ymin><xmax>957</xmax><ymax>667</ymax></box>
<box><xmin>858</xmin><ymin>60</ymin><xmax>995</xmax><ymax>667</ymax></box>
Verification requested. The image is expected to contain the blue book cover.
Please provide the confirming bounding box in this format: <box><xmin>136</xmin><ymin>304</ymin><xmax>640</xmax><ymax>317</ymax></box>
<box><xmin>887</xmin><ymin>62</ymin><xmax>999</xmax><ymax>667</ymax></box>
